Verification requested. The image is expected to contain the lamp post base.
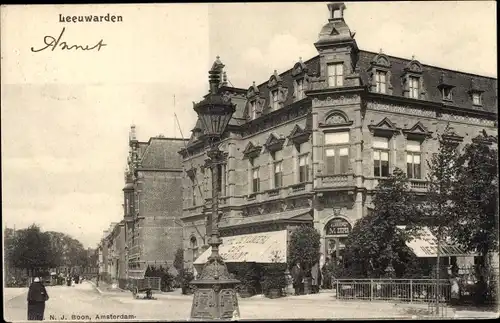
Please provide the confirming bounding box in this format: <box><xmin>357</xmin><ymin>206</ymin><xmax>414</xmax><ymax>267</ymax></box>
<box><xmin>189</xmin><ymin>256</ymin><xmax>240</xmax><ymax>321</ymax></box>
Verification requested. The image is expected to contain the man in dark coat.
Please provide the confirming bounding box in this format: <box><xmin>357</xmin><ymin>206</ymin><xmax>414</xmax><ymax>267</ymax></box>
<box><xmin>27</xmin><ymin>277</ymin><xmax>49</xmax><ymax>320</ymax></box>
<box><xmin>291</xmin><ymin>262</ymin><xmax>304</xmax><ymax>296</ymax></box>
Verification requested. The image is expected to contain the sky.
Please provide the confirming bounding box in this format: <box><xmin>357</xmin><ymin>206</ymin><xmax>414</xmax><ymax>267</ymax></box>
<box><xmin>1</xmin><ymin>2</ymin><xmax>497</xmax><ymax>248</ymax></box>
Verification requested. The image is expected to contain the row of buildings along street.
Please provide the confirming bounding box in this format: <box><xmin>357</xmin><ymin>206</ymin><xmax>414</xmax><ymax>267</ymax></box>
<box><xmin>96</xmin><ymin>1</ymin><xmax>498</xmax><ymax>308</ymax></box>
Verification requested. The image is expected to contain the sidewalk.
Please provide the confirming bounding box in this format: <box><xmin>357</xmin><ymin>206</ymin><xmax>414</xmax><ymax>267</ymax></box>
<box><xmin>3</xmin><ymin>287</ymin><xmax>28</xmax><ymax>301</ymax></box>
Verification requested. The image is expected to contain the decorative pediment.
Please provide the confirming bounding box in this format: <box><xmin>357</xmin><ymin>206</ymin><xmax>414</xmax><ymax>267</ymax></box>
<box><xmin>370</xmin><ymin>52</ymin><xmax>391</xmax><ymax>68</ymax></box>
<box><xmin>246</xmin><ymin>81</ymin><xmax>260</xmax><ymax>99</ymax></box>
<box><xmin>242</xmin><ymin>141</ymin><xmax>262</xmax><ymax>159</ymax></box>
<box><xmin>319</xmin><ymin>110</ymin><xmax>353</xmax><ymax>128</ymax></box>
<box><xmin>402</xmin><ymin>121</ymin><xmax>432</xmax><ymax>139</ymax></box>
<box><xmin>268</xmin><ymin>70</ymin><xmax>283</xmax><ymax>89</ymax></box>
<box><xmin>404</xmin><ymin>59</ymin><xmax>423</xmax><ymax>74</ymax></box>
<box><xmin>291</xmin><ymin>58</ymin><xmax>309</xmax><ymax>77</ymax></box>
<box><xmin>288</xmin><ymin>124</ymin><xmax>311</xmax><ymax>145</ymax></box>
<box><xmin>264</xmin><ymin>133</ymin><xmax>285</xmax><ymax>153</ymax></box>
<box><xmin>368</xmin><ymin>117</ymin><xmax>399</xmax><ymax>136</ymax></box>
<box><xmin>440</xmin><ymin>126</ymin><xmax>463</xmax><ymax>145</ymax></box>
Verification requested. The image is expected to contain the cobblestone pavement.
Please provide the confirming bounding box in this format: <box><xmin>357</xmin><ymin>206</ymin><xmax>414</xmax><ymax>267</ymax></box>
<box><xmin>4</xmin><ymin>282</ymin><xmax>498</xmax><ymax>321</ymax></box>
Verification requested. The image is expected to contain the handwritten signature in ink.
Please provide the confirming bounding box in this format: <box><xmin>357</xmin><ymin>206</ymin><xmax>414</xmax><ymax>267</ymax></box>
<box><xmin>31</xmin><ymin>27</ymin><xmax>107</xmax><ymax>52</ymax></box>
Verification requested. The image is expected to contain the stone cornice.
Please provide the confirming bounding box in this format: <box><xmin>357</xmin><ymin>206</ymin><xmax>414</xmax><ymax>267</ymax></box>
<box><xmin>241</xmin><ymin>100</ymin><xmax>311</xmax><ymax>137</ymax></box>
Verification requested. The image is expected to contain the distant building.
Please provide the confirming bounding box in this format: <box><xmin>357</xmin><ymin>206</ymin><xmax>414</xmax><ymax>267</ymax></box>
<box><xmin>180</xmin><ymin>2</ymin><xmax>497</xmax><ymax>270</ymax></box>
<box><xmin>122</xmin><ymin>127</ymin><xmax>188</xmax><ymax>278</ymax></box>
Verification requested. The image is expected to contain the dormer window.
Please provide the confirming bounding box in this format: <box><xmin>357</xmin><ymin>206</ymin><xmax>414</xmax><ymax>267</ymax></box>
<box><xmin>327</xmin><ymin>63</ymin><xmax>343</xmax><ymax>87</ymax></box>
<box><xmin>442</xmin><ymin>88</ymin><xmax>452</xmax><ymax>101</ymax></box>
<box><xmin>472</xmin><ymin>92</ymin><xmax>482</xmax><ymax>106</ymax></box>
<box><xmin>408</xmin><ymin>76</ymin><xmax>420</xmax><ymax>99</ymax></box>
<box><xmin>403</xmin><ymin>58</ymin><xmax>425</xmax><ymax>100</ymax></box>
<box><xmin>295</xmin><ymin>79</ymin><xmax>305</xmax><ymax>100</ymax></box>
<box><xmin>438</xmin><ymin>73</ymin><xmax>455</xmax><ymax>102</ymax></box>
<box><xmin>271</xmin><ymin>90</ymin><xmax>279</xmax><ymax>110</ymax></box>
<box><xmin>369</xmin><ymin>52</ymin><xmax>393</xmax><ymax>95</ymax></box>
<box><xmin>375</xmin><ymin>71</ymin><xmax>387</xmax><ymax>94</ymax></box>
<box><xmin>267</xmin><ymin>70</ymin><xmax>287</xmax><ymax>111</ymax></box>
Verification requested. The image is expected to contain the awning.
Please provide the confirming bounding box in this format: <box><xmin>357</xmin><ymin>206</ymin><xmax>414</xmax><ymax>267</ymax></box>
<box><xmin>397</xmin><ymin>226</ymin><xmax>473</xmax><ymax>258</ymax></box>
<box><xmin>194</xmin><ymin>230</ymin><xmax>287</xmax><ymax>265</ymax></box>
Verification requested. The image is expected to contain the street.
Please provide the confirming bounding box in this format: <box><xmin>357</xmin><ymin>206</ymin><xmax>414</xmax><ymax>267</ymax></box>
<box><xmin>4</xmin><ymin>282</ymin><xmax>498</xmax><ymax>321</ymax></box>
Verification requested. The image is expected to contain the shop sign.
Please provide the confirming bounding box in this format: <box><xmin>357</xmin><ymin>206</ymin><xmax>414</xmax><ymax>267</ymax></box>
<box><xmin>325</xmin><ymin>218</ymin><xmax>351</xmax><ymax>236</ymax></box>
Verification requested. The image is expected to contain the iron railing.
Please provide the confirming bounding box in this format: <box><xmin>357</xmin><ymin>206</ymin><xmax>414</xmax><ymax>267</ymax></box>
<box><xmin>333</xmin><ymin>279</ymin><xmax>451</xmax><ymax>303</ymax></box>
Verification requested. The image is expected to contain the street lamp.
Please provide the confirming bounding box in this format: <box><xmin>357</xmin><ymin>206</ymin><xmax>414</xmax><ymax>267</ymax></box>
<box><xmin>189</xmin><ymin>58</ymin><xmax>240</xmax><ymax>321</ymax></box>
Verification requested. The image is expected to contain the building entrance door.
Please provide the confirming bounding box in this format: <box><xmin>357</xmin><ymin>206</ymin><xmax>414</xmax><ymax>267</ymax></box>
<box><xmin>324</xmin><ymin>218</ymin><xmax>352</xmax><ymax>267</ymax></box>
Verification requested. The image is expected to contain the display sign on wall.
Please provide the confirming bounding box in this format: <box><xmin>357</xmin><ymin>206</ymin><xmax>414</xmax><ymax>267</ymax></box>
<box><xmin>325</xmin><ymin>218</ymin><xmax>352</xmax><ymax>236</ymax></box>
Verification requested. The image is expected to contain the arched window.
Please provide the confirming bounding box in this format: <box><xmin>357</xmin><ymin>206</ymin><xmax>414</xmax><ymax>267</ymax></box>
<box><xmin>190</xmin><ymin>236</ymin><xmax>199</xmax><ymax>260</ymax></box>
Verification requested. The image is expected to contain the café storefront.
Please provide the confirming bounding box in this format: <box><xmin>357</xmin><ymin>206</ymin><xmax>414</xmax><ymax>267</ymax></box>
<box><xmin>324</xmin><ymin>217</ymin><xmax>352</xmax><ymax>266</ymax></box>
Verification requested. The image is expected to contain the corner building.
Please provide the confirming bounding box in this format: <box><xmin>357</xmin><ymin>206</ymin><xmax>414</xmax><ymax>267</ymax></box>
<box><xmin>123</xmin><ymin>126</ymin><xmax>188</xmax><ymax>277</ymax></box>
<box><xmin>180</xmin><ymin>3</ymin><xmax>497</xmax><ymax>269</ymax></box>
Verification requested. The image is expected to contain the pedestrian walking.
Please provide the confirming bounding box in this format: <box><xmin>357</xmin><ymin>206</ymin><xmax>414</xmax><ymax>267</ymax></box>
<box><xmin>291</xmin><ymin>262</ymin><xmax>304</xmax><ymax>296</ymax></box>
<box><xmin>27</xmin><ymin>277</ymin><xmax>49</xmax><ymax>320</ymax></box>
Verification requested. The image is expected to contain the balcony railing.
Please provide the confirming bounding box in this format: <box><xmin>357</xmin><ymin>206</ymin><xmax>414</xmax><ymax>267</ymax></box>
<box><xmin>318</xmin><ymin>174</ymin><xmax>355</xmax><ymax>190</ymax></box>
<box><xmin>410</xmin><ymin>179</ymin><xmax>428</xmax><ymax>191</ymax></box>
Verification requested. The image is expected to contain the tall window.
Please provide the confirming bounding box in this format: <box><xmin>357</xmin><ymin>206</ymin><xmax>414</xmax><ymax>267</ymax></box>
<box><xmin>190</xmin><ymin>178</ymin><xmax>196</xmax><ymax>206</ymax></box>
<box><xmin>125</xmin><ymin>197</ymin><xmax>130</xmax><ymax>216</ymax></box>
<box><xmin>373</xmin><ymin>137</ymin><xmax>390</xmax><ymax>177</ymax></box>
<box><xmin>295</xmin><ymin>79</ymin><xmax>305</xmax><ymax>100</ymax></box>
<box><xmin>249</xmin><ymin>100</ymin><xmax>257</xmax><ymax>119</ymax></box>
<box><xmin>408</xmin><ymin>76</ymin><xmax>420</xmax><ymax>99</ymax></box>
<box><xmin>375</xmin><ymin>71</ymin><xmax>387</xmax><ymax>93</ymax></box>
<box><xmin>190</xmin><ymin>237</ymin><xmax>198</xmax><ymax>260</ymax></box>
<box><xmin>324</xmin><ymin>132</ymin><xmax>350</xmax><ymax>174</ymax></box>
<box><xmin>327</xmin><ymin>63</ymin><xmax>344</xmax><ymax>87</ymax></box>
<box><xmin>442</xmin><ymin>88</ymin><xmax>452</xmax><ymax>101</ymax></box>
<box><xmin>472</xmin><ymin>92</ymin><xmax>482</xmax><ymax>105</ymax></box>
<box><xmin>252</xmin><ymin>167</ymin><xmax>260</xmax><ymax>193</ymax></box>
<box><xmin>271</xmin><ymin>90</ymin><xmax>279</xmax><ymax>110</ymax></box>
<box><xmin>298</xmin><ymin>155</ymin><xmax>309</xmax><ymax>183</ymax></box>
<box><xmin>216</xmin><ymin>164</ymin><xmax>226</xmax><ymax>196</ymax></box>
<box><xmin>406</xmin><ymin>140</ymin><xmax>422</xmax><ymax>179</ymax></box>
<box><xmin>274</xmin><ymin>161</ymin><xmax>283</xmax><ymax>188</ymax></box>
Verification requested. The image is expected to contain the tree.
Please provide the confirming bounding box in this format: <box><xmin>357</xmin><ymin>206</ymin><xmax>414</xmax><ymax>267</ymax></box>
<box><xmin>423</xmin><ymin>129</ymin><xmax>462</xmax><ymax>279</ymax></box>
<box><xmin>7</xmin><ymin>224</ymin><xmax>58</xmax><ymax>276</ymax></box>
<box><xmin>288</xmin><ymin>225</ymin><xmax>321</xmax><ymax>275</ymax></box>
<box><xmin>452</xmin><ymin>132</ymin><xmax>498</xmax><ymax>299</ymax></box>
<box><xmin>424</xmin><ymin>127</ymin><xmax>462</xmax><ymax>233</ymax></box>
<box><xmin>173</xmin><ymin>248</ymin><xmax>184</xmax><ymax>273</ymax></box>
<box><xmin>341</xmin><ymin>168</ymin><xmax>422</xmax><ymax>278</ymax></box>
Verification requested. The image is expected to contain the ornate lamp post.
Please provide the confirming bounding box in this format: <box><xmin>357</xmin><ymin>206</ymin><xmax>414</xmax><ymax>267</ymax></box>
<box><xmin>189</xmin><ymin>58</ymin><xmax>240</xmax><ymax>321</ymax></box>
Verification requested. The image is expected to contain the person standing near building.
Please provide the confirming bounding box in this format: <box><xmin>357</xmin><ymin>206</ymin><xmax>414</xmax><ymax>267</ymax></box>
<box><xmin>311</xmin><ymin>262</ymin><xmax>321</xmax><ymax>294</ymax></box>
<box><xmin>291</xmin><ymin>262</ymin><xmax>304</xmax><ymax>296</ymax></box>
<box><xmin>27</xmin><ymin>277</ymin><xmax>49</xmax><ymax>320</ymax></box>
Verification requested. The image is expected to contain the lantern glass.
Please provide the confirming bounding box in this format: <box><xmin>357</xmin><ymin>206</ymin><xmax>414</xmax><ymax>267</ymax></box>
<box><xmin>197</xmin><ymin>105</ymin><xmax>234</xmax><ymax>137</ymax></box>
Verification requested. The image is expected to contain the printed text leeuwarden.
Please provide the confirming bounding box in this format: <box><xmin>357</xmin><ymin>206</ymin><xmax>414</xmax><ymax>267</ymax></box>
<box><xmin>59</xmin><ymin>13</ymin><xmax>123</xmax><ymax>23</ymax></box>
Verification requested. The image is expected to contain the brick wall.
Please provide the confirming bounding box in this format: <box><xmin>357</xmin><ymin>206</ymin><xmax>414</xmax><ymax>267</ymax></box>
<box><xmin>138</xmin><ymin>170</ymin><xmax>183</xmax><ymax>265</ymax></box>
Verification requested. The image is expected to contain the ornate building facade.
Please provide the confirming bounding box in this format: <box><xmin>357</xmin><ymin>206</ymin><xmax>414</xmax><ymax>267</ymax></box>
<box><xmin>180</xmin><ymin>3</ymin><xmax>497</xmax><ymax>269</ymax></box>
